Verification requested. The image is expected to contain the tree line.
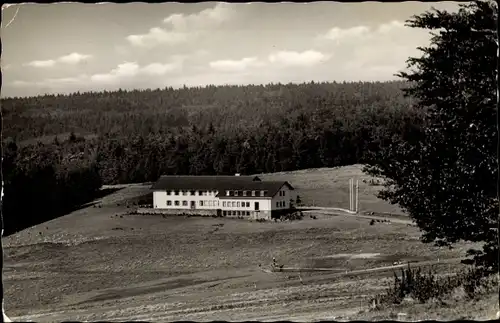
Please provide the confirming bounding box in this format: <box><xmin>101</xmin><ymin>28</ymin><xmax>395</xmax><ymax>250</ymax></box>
<box><xmin>1</xmin><ymin>81</ymin><xmax>422</xmax><ymax>234</ymax></box>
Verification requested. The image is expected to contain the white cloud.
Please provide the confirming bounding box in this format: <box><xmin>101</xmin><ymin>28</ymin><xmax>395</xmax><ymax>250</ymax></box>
<box><xmin>126</xmin><ymin>27</ymin><xmax>189</xmax><ymax>48</ymax></box>
<box><xmin>25</xmin><ymin>60</ymin><xmax>56</xmax><ymax>68</ymax></box>
<box><xmin>90</xmin><ymin>60</ymin><xmax>182</xmax><ymax>84</ymax></box>
<box><xmin>58</xmin><ymin>52</ymin><xmax>92</xmax><ymax>64</ymax></box>
<box><xmin>141</xmin><ymin>62</ymin><xmax>180</xmax><ymax>76</ymax></box>
<box><xmin>317</xmin><ymin>20</ymin><xmax>409</xmax><ymax>46</ymax></box>
<box><xmin>320</xmin><ymin>25</ymin><xmax>370</xmax><ymax>43</ymax></box>
<box><xmin>90</xmin><ymin>62</ymin><xmax>141</xmax><ymax>83</ymax></box>
<box><xmin>163</xmin><ymin>3</ymin><xmax>235</xmax><ymax>30</ymax></box>
<box><xmin>377</xmin><ymin>20</ymin><xmax>406</xmax><ymax>33</ymax></box>
<box><xmin>13</xmin><ymin>59</ymin><xmax>183</xmax><ymax>94</ymax></box>
<box><xmin>11</xmin><ymin>74</ymin><xmax>88</xmax><ymax>88</ymax></box>
<box><xmin>268</xmin><ymin>50</ymin><xmax>331</xmax><ymax>67</ymax></box>
<box><xmin>209</xmin><ymin>57</ymin><xmax>263</xmax><ymax>72</ymax></box>
<box><xmin>126</xmin><ymin>3</ymin><xmax>235</xmax><ymax>49</ymax></box>
<box><xmin>24</xmin><ymin>52</ymin><xmax>92</xmax><ymax>68</ymax></box>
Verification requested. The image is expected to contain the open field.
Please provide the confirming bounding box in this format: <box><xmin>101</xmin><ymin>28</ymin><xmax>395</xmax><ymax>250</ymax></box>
<box><xmin>3</xmin><ymin>180</ymin><xmax>490</xmax><ymax>321</ymax></box>
<box><xmin>257</xmin><ymin>164</ymin><xmax>403</xmax><ymax>215</ymax></box>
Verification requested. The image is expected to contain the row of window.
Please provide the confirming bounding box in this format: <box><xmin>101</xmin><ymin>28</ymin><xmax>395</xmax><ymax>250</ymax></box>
<box><xmin>224</xmin><ymin>210</ymin><xmax>251</xmax><ymax>216</ymax></box>
<box><xmin>225</xmin><ymin>190</ymin><xmax>267</xmax><ymax>197</ymax></box>
<box><xmin>165</xmin><ymin>200</ymin><xmax>251</xmax><ymax>208</ymax></box>
<box><xmin>167</xmin><ymin>200</ymin><xmax>188</xmax><ymax>206</ymax></box>
<box><xmin>222</xmin><ymin>201</ymin><xmax>251</xmax><ymax>208</ymax></box>
<box><xmin>166</xmin><ymin>200</ymin><xmax>220</xmax><ymax>207</ymax></box>
<box><xmin>165</xmin><ymin>189</ymin><xmax>286</xmax><ymax>197</ymax></box>
<box><xmin>166</xmin><ymin>190</ymin><xmax>215</xmax><ymax>196</ymax></box>
<box><xmin>276</xmin><ymin>201</ymin><xmax>286</xmax><ymax>208</ymax></box>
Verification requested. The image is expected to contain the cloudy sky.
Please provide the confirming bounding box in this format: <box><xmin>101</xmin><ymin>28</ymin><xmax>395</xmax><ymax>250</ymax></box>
<box><xmin>2</xmin><ymin>1</ymin><xmax>460</xmax><ymax>98</ymax></box>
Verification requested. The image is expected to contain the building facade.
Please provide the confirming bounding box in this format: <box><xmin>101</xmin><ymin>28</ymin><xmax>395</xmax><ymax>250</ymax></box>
<box><xmin>151</xmin><ymin>175</ymin><xmax>297</xmax><ymax>219</ymax></box>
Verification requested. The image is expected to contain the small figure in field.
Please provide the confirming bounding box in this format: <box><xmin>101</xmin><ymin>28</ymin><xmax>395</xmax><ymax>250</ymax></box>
<box><xmin>272</xmin><ymin>257</ymin><xmax>277</xmax><ymax>269</ymax></box>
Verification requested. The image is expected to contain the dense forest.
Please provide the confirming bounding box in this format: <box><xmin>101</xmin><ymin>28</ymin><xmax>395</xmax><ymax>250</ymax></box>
<box><xmin>1</xmin><ymin>81</ymin><xmax>424</xmax><ymax>235</ymax></box>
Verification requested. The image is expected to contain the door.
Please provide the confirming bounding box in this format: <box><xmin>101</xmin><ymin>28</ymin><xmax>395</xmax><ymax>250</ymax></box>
<box><xmin>254</xmin><ymin>202</ymin><xmax>260</xmax><ymax>211</ymax></box>
<box><xmin>190</xmin><ymin>201</ymin><xmax>196</xmax><ymax>209</ymax></box>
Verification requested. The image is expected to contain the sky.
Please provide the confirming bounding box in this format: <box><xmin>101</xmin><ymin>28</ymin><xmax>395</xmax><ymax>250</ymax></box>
<box><xmin>1</xmin><ymin>1</ymin><xmax>461</xmax><ymax>98</ymax></box>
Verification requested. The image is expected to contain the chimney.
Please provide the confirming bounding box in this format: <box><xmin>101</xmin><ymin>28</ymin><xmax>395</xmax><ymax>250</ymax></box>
<box><xmin>235</xmin><ymin>173</ymin><xmax>241</xmax><ymax>176</ymax></box>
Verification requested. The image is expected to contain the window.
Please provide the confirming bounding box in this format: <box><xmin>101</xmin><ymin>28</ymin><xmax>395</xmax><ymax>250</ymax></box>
<box><xmin>246</xmin><ymin>211</ymin><xmax>250</xmax><ymax>216</ymax></box>
<box><xmin>167</xmin><ymin>200</ymin><xmax>172</xmax><ymax>206</ymax></box>
<box><xmin>182</xmin><ymin>201</ymin><xmax>188</xmax><ymax>206</ymax></box>
<box><xmin>251</xmin><ymin>190</ymin><xmax>256</xmax><ymax>197</ymax></box>
<box><xmin>223</xmin><ymin>201</ymin><xmax>227</xmax><ymax>207</ymax></box>
<box><xmin>276</xmin><ymin>201</ymin><xmax>279</xmax><ymax>207</ymax></box>
<box><xmin>200</xmin><ymin>201</ymin><xmax>204</xmax><ymax>206</ymax></box>
<box><xmin>223</xmin><ymin>211</ymin><xmax>227</xmax><ymax>216</ymax></box>
<box><xmin>234</xmin><ymin>191</ymin><xmax>239</xmax><ymax>197</ymax></box>
<box><xmin>226</xmin><ymin>190</ymin><xmax>230</xmax><ymax>196</ymax></box>
<box><xmin>236</xmin><ymin>211</ymin><xmax>241</xmax><ymax>216</ymax></box>
<box><xmin>243</xmin><ymin>191</ymin><xmax>247</xmax><ymax>196</ymax></box>
<box><xmin>237</xmin><ymin>202</ymin><xmax>240</xmax><ymax>207</ymax></box>
<box><xmin>198</xmin><ymin>191</ymin><xmax>202</xmax><ymax>196</ymax></box>
<box><xmin>246</xmin><ymin>202</ymin><xmax>250</xmax><ymax>207</ymax></box>
<box><xmin>175</xmin><ymin>191</ymin><xmax>179</xmax><ymax>196</ymax></box>
<box><xmin>264</xmin><ymin>191</ymin><xmax>268</xmax><ymax>196</ymax></box>
<box><xmin>182</xmin><ymin>191</ymin><xmax>187</xmax><ymax>196</ymax></box>
<box><xmin>260</xmin><ymin>190</ymin><xmax>265</xmax><ymax>197</ymax></box>
<box><xmin>174</xmin><ymin>201</ymin><xmax>180</xmax><ymax>206</ymax></box>
<box><xmin>166</xmin><ymin>191</ymin><xmax>171</xmax><ymax>195</ymax></box>
<box><xmin>282</xmin><ymin>190</ymin><xmax>286</xmax><ymax>196</ymax></box>
<box><xmin>190</xmin><ymin>191</ymin><xmax>195</xmax><ymax>196</ymax></box>
<box><xmin>231</xmin><ymin>202</ymin><xmax>236</xmax><ymax>207</ymax></box>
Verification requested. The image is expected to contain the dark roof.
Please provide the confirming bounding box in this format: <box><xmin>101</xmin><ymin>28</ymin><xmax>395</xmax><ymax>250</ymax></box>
<box><xmin>216</xmin><ymin>181</ymin><xmax>294</xmax><ymax>198</ymax></box>
<box><xmin>151</xmin><ymin>175</ymin><xmax>293</xmax><ymax>198</ymax></box>
<box><xmin>151</xmin><ymin>175</ymin><xmax>261</xmax><ymax>191</ymax></box>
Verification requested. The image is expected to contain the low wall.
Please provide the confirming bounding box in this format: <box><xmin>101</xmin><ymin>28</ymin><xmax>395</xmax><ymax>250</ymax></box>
<box><xmin>136</xmin><ymin>208</ymin><xmax>272</xmax><ymax>221</ymax></box>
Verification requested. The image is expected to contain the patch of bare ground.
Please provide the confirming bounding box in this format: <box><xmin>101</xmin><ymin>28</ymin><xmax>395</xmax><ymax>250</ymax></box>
<box><xmin>351</xmin><ymin>291</ymin><xmax>499</xmax><ymax>321</ymax></box>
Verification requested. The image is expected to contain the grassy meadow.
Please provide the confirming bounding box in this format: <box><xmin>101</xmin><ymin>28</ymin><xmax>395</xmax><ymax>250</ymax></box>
<box><xmin>3</xmin><ymin>167</ymin><xmax>489</xmax><ymax>321</ymax></box>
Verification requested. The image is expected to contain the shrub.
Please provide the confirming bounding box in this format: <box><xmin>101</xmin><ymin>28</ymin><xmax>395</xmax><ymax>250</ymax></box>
<box><xmin>374</xmin><ymin>264</ymin><xmax>495</xmax><ymax>307</ymax></box>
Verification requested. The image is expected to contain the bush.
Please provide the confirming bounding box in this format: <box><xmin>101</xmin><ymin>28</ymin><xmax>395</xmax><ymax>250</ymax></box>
<box><xmin>280</xmin><ymin>210</ymin><xmax>304</xmax><ymax>221</ymax></box>
<box><xmin>373</xmin><ymin>264</ymin><xmax>496</xmax><ymax>307</ymax></box>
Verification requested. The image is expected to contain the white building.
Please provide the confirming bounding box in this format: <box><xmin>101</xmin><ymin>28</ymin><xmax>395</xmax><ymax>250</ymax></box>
<box><xmin>151</xmin><ymin>175</ymin><xmax>297</xmax><ymax>219</ymax></box>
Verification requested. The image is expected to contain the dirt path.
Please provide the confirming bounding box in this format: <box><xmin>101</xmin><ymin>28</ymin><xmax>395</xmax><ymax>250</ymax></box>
<box><xmin>300</xmin><ymin>207</ymin><xmax>413</xmax><ymax>225</ymax></box>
